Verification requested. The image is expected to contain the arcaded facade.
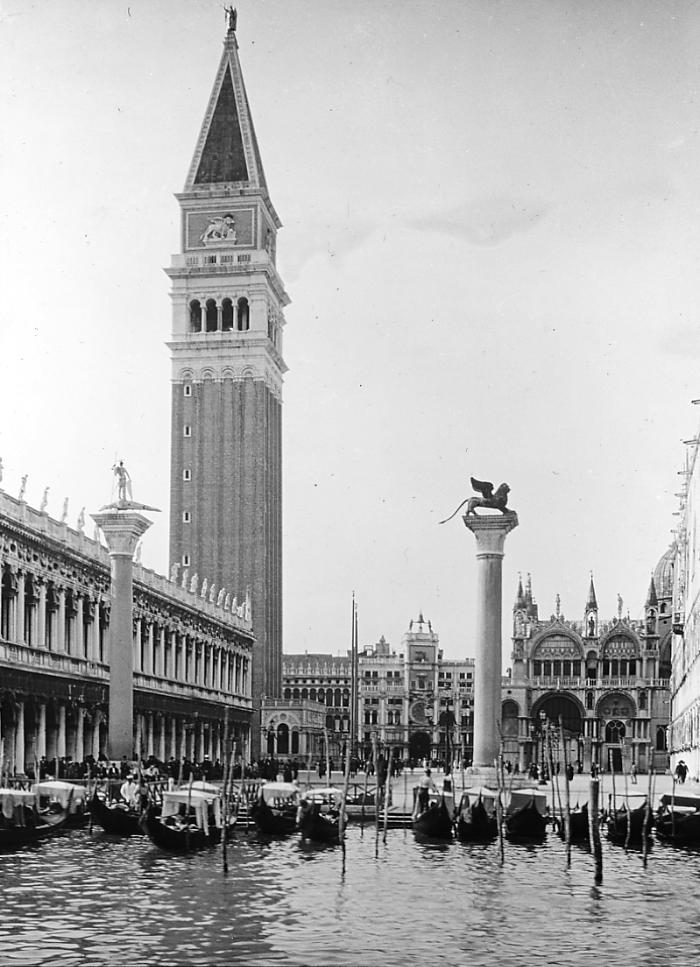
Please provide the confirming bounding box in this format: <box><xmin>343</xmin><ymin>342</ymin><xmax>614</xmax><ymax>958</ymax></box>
<box><xmin>0</xmin><ymin>488</ymin><xmax>253</xmax><ymax>775</ymax></box>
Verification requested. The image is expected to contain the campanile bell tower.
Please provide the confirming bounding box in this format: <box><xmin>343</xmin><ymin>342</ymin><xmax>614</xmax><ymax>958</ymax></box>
<box><xmin>167</xmin><ymin>14</ymin><xmax>289</xmax><ymax>738</ymax></box>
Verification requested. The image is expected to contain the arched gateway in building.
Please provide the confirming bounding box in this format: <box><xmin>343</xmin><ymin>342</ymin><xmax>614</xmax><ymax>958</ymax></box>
<box><xmin>531</xmin><ymin>694</ymin><xmax>585</xmax><ymax>770</ymax></box>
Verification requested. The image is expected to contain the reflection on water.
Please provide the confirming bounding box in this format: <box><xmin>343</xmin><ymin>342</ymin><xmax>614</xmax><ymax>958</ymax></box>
<box><xmin>1</xmin><ymin>827</ymin><xmax>699</xmax><ymax>966</ymax></box>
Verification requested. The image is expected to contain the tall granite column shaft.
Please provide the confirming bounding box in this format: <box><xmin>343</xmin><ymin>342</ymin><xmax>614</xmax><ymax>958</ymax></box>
<box><xmin>463</xmin><ymin>513</ymin><xmax>518</xmax><ymax>768</ymax></box>
<box><xmin>91</xmin><ymin>510</ymin><xmax>152</xmax><ymax>761</ymax></box>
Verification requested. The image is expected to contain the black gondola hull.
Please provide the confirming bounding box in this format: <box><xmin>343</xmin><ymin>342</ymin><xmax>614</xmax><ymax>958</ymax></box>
<box><xmin>297</xmin><ymin>804</ymin><xmax>341</xmax><ymax>844</ymax></box>
<box><xmin>557</xmin><ymin>805</ymin><xmax>589</xmax><ymax>842</ymax></box>
<box><xmin>250</xmin><ymin>798</ymin><xmax>298</xmax><ymax>836</ymax></box>
<box><xmin>606</xmin><ymin>805</ymin><xmax>653</xmax><ymax>845</ymax></box>
<box><xmin>505</xmin><ymin>802</ymin><xmax>547</xmax><ymax>841</ymax></box>
<box><xmin>0</xmin><ymin>808</ymin><xmax>69</xmax><ymax>850</ymax></box>
<box><xmin>90</xmin><ymin>791</ymin><xmax>143</xmax><ymax>835</ymax></box>
<box><xmin>456</xmin><ymin>801</ymin><xmax>498</xmax><ymax>842</ymax></box>
<box><xmin>413</xmin><ymin>799</ymin><xmax>454</xmax><ymax>841</ymax></box>
<box><xmin>141</xmin><ymin>805</ymin><xmax>225</xmax><ymax>852</ymax></box>
<box><xmin>656</xmin><ymin>811</ymin><xmax>700</xmax><ymax>845</ymax></box>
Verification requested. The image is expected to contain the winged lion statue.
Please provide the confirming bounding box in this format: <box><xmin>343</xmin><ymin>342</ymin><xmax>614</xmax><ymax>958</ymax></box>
<box><xmin>439</xmin><ymin>477</ymin><xmax>511</xmax><ymax>524</ymax></box>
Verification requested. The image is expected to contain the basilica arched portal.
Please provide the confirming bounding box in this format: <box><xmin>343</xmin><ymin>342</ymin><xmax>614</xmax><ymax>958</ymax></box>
<box><xmin>531</xmin><ymin>693</ymin><xmax>585</xmax><ymax>772</ymax></box>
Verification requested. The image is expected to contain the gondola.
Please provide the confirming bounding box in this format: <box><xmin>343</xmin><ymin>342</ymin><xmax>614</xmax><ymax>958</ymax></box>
<box><xmin>141</xmin><ymin>786</ymin><xmax>230</xmax><ymax>852</ymax></box>
<box><xmin>89</xmin><ymin>789</ymin><xmax>144</xmax><ymax>835</ymax></box>
<box><xmin>35</xmin><ymin>780</ymin><xmax>89</xmax><ymax>828</ymax></box>
<box><xmin>656</xmin><ymin>793</ymin><xmax>700</xmax><ymax>845</ymax></box>
<box><xmin>0</xmin><ymin>788</ymin><xmax>70</xmax><ymax>849</ymax></box>
<box><xmin>557</xmin><ymin>803</ymin><xmax>589</xmax><ymax>842</ymax></box>
<box><xmin>249</xmin><ymin>781</ymin><xmax>301</xmax><ymax>835</ymax></box>
<box><xmin>455</xmin><ymin>787</ymin><xmax>498</xmax><ymax>842</ymax></box>
<box><xmin>606</xmin><ymin>800</ymin><xmax>653</xmax><ymax>846</ymax></box>
<box><xmin>297</xmin><ymin>787</ymin><xmax>344</xmax><ymax>844</ymax></box>
<box><xmin>412</xmin><ymin>786</ymin><xmax>455</xmax><ymax>840</ymax></box>
<box><xmin>504</xmin><ymin>789</ymin><xmax>548</xmax><ymax>841</ymax></box>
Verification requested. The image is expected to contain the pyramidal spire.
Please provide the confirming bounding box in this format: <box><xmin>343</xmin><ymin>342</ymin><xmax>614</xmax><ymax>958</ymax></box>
<box><xmin>646</xmin><ymin>574</ymin><xmax>659</xmax><ymax>608</ymax></box>
<box><xmin>524</xmin><ymin>573</ymin><xmax>533</xmax><ymax>606</ymax></box>
<box><xmin>586</xmin><ymin>574</ymin><xmax>598</xmax><ymax>611</ymax></box>
<box><xmin>185</xmin><ymin>16</ymin><xmax>269</xmax><ymax>195</ymax></box>
<box><xmin>514</xmin><ymin>573</ymin><xmax>525</xmax><ymax>609</ymax></box>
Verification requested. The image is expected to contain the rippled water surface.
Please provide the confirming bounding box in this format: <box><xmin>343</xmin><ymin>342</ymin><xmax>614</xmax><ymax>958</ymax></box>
<box><xmin>1</xmin><ymin>825</ymin><xmax>700</xmax><ymax>966</ymax></box>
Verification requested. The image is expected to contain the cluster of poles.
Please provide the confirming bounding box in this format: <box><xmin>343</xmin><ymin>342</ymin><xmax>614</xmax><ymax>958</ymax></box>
<box><xmin>492</xmin><ymin>714</ymin><xmax>657</xmax><ymax>884</ymax></box>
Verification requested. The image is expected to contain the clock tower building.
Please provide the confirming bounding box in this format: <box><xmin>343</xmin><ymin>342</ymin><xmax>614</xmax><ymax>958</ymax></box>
<box><xmin>166</xmin><ymin>17</ymin><xmax>289</xmax><ymax>741</ymax></box>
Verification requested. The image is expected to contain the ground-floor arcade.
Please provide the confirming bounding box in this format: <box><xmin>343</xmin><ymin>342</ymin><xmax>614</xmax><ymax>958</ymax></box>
<box><xmin>501</xmin><ymin>689</ymin><xmax>668</xmax><ymax>775</ymax></box>
<box><xmin>0</xmin><ymin>670</ymin><xmax>251</xmax><ymax>777</ymax></box>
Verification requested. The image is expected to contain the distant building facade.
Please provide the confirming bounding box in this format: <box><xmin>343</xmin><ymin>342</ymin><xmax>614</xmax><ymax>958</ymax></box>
<box><xmin>0</xmin><ymin>488</ymin><xmax>254</xmax><ymax>774</ymax></box>
<box><xmin>503</xmin><ymin>573</ymin><xmax>671</xmax><ymax>774</ymax></box>
<box><xmin>281</xmin><ymin>614</ymin><xmax>474</xmax><ymax>763</ymax></box>
<box><xmin>670</xmin><ymin>431</ymin><xmax>700</xmax><ymax>779</ymax></box>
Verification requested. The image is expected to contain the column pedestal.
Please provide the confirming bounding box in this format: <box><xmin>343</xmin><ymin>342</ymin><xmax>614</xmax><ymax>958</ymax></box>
<box><xmin>463</xmin><ymin>512</ymin><xmax>518</xmax><ymax>782</ymax></box>
<box><xmin>91</xmin><ymin>508</ymin><xmax>153</xmax><ymax>761</ymax></box>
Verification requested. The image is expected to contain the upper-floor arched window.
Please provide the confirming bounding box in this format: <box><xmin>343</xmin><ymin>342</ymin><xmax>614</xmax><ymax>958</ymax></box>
<box><xmin>189</xmin><ymin>300</ymin><xmax>202</xmax><ymax>333</ymax></box>
<box><xmin>237</xmin><ymin>297</ymin><xmax>249</xmax><ymax>331</ymax></box>
<box><xmin>205</xmin><ymin>299</ymin><xmax>218</xmax><ymax>332</ymax></box>
<box><xmin>222</xmin><ymin>298</ymin><xmax>233</xmax><ymax>332</ymax></box>
<box><xmin>605</xmin><ymin>720</ymin><xmax>626</xmax><ymax>743</ymax></box>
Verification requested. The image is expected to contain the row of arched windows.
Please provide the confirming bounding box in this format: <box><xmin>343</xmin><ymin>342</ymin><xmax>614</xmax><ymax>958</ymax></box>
<box><xmin>283</xmin><ymin>686</ymin><xmax>350</xmax><ymax>707</ymax></box>
<box><xmin>189</xmin><ymin>297</ymin><xmax>249</xmax><ymax>333</ymax></box>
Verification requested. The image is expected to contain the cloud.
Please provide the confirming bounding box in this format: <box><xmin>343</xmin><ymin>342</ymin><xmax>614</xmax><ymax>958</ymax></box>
<box><xmin>410</xmin><ymin>195</ymin><xmax>549</xmax><ymax>246</ymax></box>
<box><xmin>278</xmin><ymin>215</ymin><xmax>379</xmax><ymax>281</ymax></box>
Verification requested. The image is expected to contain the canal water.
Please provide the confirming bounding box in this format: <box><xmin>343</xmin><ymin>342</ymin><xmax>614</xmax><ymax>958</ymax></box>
<box><xmin>0</xmin><ymin>825</ymin><xmax>698</xmax><ymax>966</ymax></box>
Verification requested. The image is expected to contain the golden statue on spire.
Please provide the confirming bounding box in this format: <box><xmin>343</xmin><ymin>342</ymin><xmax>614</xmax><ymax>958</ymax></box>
<box><xmin>225</xmin><ymin>6</ymin><xmax>237</xmax><ymax>32</ymax></box>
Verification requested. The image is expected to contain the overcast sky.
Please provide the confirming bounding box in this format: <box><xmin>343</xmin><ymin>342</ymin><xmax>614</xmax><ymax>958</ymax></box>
<box><xmin>1</xmin><ymin>0</ymin><xmax>699</xmax><ymax>665</ymax></box>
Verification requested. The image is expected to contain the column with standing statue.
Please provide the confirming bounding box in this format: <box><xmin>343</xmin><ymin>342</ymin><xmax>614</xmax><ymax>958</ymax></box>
<box><xmin>440</xmin><ymin>477</ymin><xmax>518</xmax><ymax>773</ymax></box>
<box><xmin>92</xmin><ymin>463</ymin><xmax>160</xmax><ymax>761</ymax></box>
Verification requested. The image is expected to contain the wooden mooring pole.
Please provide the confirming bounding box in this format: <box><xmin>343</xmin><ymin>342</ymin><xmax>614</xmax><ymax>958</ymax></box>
<box><xmin>588</xmin><ymin>774</ymin><xmax>603</xmax><ymax>884</ymax></box>
<box><xmin>560</xmin><ymin>716</ymin><xmax>571</xmax><ymax>866</ymax></box>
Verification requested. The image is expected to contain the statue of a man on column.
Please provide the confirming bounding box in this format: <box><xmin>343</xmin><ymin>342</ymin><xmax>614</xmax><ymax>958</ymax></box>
<box><xmin>112</xmin><ymin>461</ymin><xmax>133</xmax><ymax>504</ymax></box>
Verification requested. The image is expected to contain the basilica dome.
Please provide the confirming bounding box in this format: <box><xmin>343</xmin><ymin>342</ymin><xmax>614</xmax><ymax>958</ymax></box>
<box><xmin>653</xmin><ymin>544</ymin><xmax>676</xmax><ymax>601</ymax></box>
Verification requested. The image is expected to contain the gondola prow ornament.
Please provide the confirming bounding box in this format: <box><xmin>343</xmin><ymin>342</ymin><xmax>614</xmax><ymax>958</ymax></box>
<box><xmin>439</xmin><ymin>477</ymin><xmax>513</xmax><ymax>524</ymax></box>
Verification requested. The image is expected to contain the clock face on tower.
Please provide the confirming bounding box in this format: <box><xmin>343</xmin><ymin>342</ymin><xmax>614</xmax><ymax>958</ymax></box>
<box><xmin>410</xmin><ymin>699</ymin><xmax>427</xmax><ymax>725</ymax></box>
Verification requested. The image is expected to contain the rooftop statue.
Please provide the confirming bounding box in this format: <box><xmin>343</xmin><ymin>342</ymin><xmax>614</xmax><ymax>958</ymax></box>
<box><xmin>225</xmin><ymin>5</ymin><xmax>237</xmax><ymax>32</ymax></box>
<box><xmin>439</xmin><ymin>477</ymin><xmax>512</xmax><ymax>524</ymax></box>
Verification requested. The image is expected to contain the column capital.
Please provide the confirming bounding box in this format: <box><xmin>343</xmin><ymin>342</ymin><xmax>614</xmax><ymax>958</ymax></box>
<box><xmin>462</xmin><ymin>512</ymin><xmax>519</xmax><ymax>556</ymax></box>
<box><xmin>91</xmin><ymin>510</ymin><xmax>153</xmax><ymax>557</ymax></box>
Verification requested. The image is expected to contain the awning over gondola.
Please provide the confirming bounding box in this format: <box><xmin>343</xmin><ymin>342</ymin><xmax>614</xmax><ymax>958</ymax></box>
<box><xmin>161</xmin><ymin>788</ymin><xmax>222</xmax><ymax>831</ymax></box>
